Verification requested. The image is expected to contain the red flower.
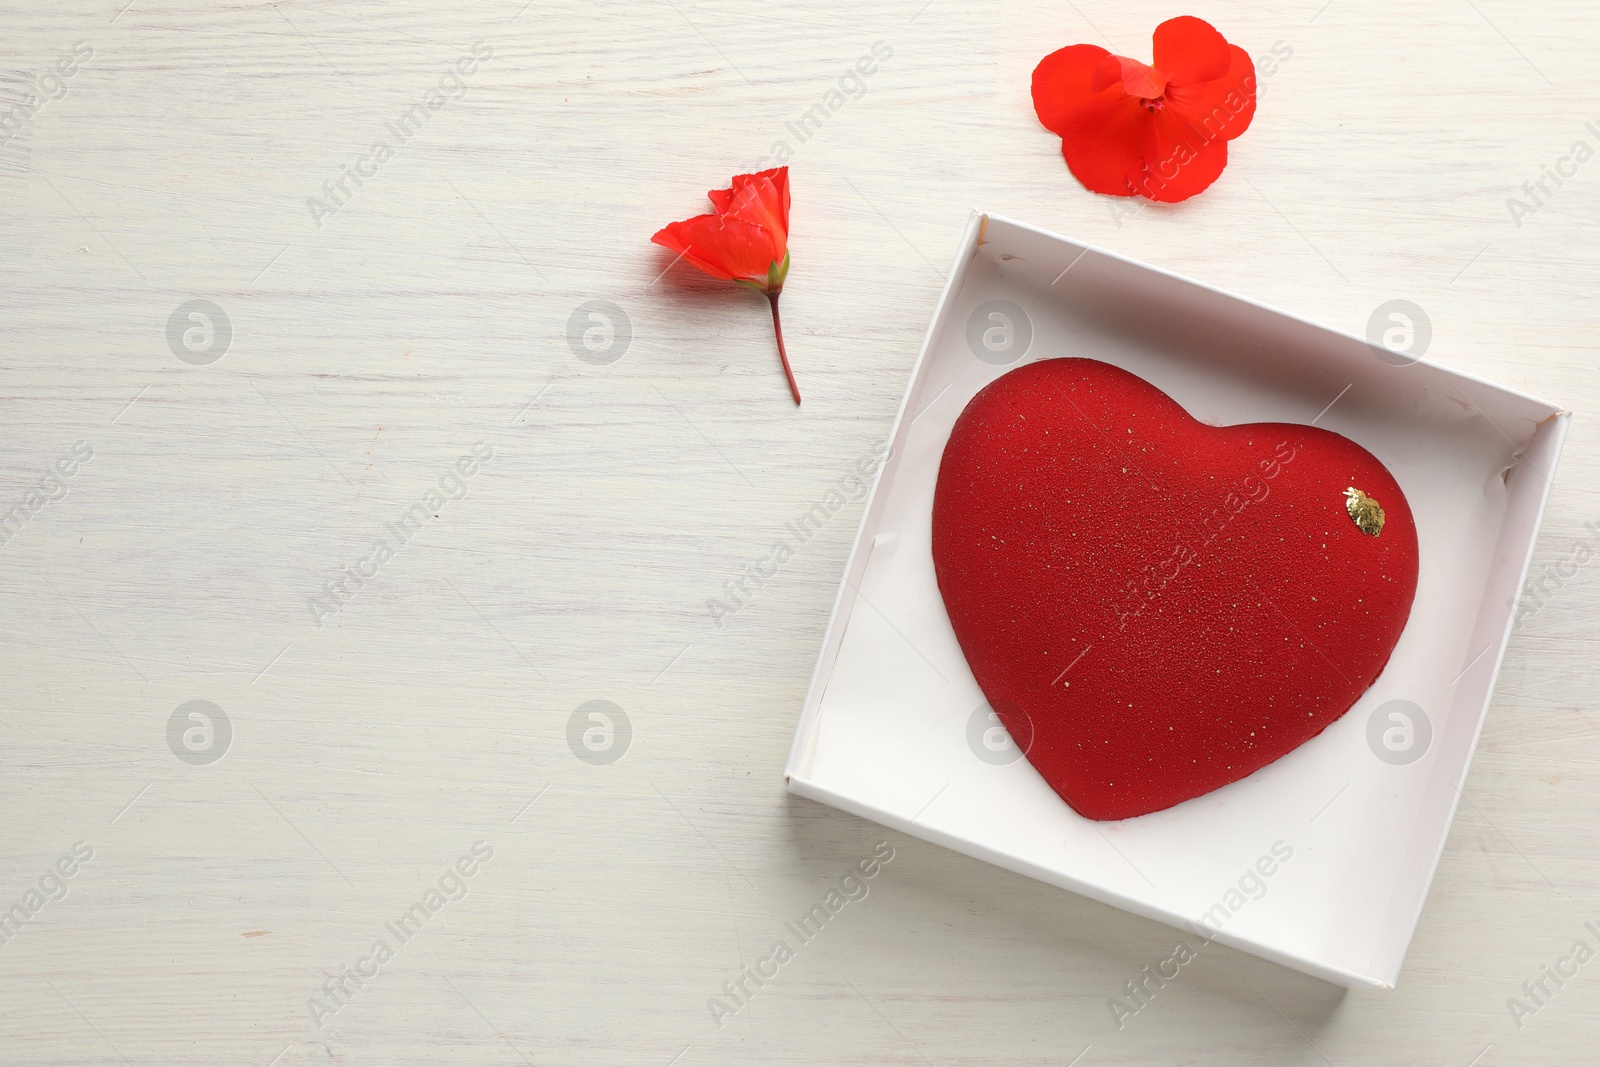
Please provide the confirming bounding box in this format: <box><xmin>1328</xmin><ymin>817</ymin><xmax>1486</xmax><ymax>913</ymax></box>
<box><xmin>652</xmin><ymin>167</ymin><xmax>800</xmax><ymax>405</ymax></box>
<box><xmin>1032</xmin><ymin>17</ymin><xmax>1256</xmax><ymax>203</ymax></box>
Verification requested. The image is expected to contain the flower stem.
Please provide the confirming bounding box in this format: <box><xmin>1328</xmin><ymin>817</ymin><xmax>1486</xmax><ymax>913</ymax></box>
<box><xmin>766</xmin><ymin>289</ymin><xmax>801</xmax><ymax>406</ymax></box>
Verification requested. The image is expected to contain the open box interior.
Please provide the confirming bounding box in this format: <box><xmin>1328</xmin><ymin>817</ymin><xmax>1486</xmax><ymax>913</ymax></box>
<box><xmin>786</xmin><ymin>213</ymin><xmax>1569</xmax><ymax>987</ymax></box>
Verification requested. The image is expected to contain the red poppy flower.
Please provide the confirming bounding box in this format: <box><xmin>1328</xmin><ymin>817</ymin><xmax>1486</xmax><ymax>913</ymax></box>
<box><xmin>1032</xmin><ymin>17</ymin><xmax>1256</xmax><ymax>203</ymax></box>
<box><xmin>652</xmin><ymin>167</ymin><xmax>800</xmax><ymax>405</ymax></box>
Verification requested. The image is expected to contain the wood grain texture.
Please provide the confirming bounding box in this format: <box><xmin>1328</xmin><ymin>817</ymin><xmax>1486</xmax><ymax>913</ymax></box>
<box><xmin>0</xmin><ymin>0</ymin><xmax>1595</xmax><ymax>1064</ymax></box>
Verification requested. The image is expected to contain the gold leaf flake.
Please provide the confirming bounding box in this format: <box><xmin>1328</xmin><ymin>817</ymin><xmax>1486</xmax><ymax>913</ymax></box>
<box><xmin>1344</xmin><ymin>487</ymin><xmax>1384</xmax><ymax>537</ymax></box>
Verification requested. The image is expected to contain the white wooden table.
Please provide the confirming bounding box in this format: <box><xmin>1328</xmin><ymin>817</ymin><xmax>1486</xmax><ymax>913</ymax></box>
<box><xmin>1</xmin><ymin>1</ymin><xmax>1596</xmax><ymax>1064</ymax></box>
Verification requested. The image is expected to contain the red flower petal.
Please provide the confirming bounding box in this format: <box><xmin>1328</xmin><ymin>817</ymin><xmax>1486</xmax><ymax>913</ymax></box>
<box><xmin>1058</xmin><ymin>94</ymin><xmax>1149</xmax><ymax>198</ymax></box>
<box><xmin>1034</xmin><ymin>45</ymin><xmax>1156</xmax><ymax>197</ymax></box>
<box><xmin>1091</xmin><ymin>54</ymin><xmax>1166</xmax><ymax>100</ymax></box>
<box><xmin>1134</xmin><ymin>108</ymin><xmax>1229</xmax><ymax>202</ymax></box>
<box><xmin>651</xmin><ymin>214</ymin><xmax>778</xmax><ymax>284</ymax></box>
<box><xmin>1031</xmin><ymin>44</ymin><xmax>1112</xmax><ymax>136</ymax></box>
<box><xmin>707</xmin><ymin>167</ymin><xmax>790</xmax><ymax>226</ymax></box>
<box><xmin>761</xmin><ymin>166</ymin><xmax>790</xmax><ymax>221</ymax></box>
<box><xmin>1152</xmin><ymin>16</ymin><xmax>1231</xmax><ymax>87</ymax></box>
<box><xmin>725</xmin><ymin>173</ymin><xmax>789</xmax><ymax>252</ymax></box>
<box><xmin>1165</xmin><ymin>44</ymin><xmax>1257</xmax><ymax>143</ymax></box>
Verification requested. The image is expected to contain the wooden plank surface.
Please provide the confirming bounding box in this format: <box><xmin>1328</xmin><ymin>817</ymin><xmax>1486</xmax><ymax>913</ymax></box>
<box><xmin>0</xmin><ymin>0</ymin><xmax>1596</xmax><ymax>1064</ymax></box>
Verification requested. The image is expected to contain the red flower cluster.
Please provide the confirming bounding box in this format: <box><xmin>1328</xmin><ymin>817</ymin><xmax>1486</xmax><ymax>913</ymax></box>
<box><xmin>1032</xmin><ymin>17</ymin><xmax>1256</xmax><ymax>202</ymax></box>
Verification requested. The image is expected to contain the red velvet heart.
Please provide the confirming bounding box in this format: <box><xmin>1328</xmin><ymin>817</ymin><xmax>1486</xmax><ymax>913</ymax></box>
<box><xmin>932</xmin><ymin>358</ymin><xmax>1419</xmax><ymax>821</ymax></box>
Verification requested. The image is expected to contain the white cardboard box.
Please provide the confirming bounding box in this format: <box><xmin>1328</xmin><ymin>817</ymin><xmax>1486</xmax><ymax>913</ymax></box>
<box><xmin>785</xmin><ymin>212</ymin><xmax>1570</xmax><ymax>988</ymax></box>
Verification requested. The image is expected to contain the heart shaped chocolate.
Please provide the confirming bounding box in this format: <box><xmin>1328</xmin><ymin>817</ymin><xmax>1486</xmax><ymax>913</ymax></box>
<box><xmin>932</xmin><ymin>358</ymin><xmax>1418</xmax><ymax>820</ymax></box>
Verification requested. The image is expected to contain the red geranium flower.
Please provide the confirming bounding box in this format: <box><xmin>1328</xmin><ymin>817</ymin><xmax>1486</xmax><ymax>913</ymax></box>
<box><xmin>1032</xmin><ymin>16</ymin><xmax>1256</xmax><ymax>203</ymax></box>
<box><xmin>652</xmin><ymin>167</ymin><xmax>800</xmax><ymax>405</ymax></box>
